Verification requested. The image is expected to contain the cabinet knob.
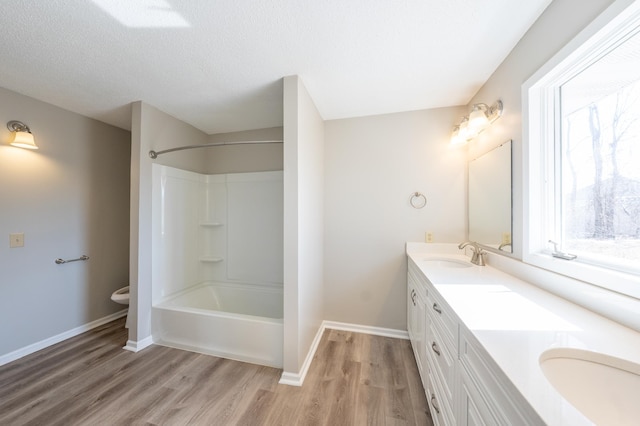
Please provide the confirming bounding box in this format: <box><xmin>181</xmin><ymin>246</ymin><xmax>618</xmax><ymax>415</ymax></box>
<box><xmin>430</xmin><ymin>394</ymin><xmax>440</xmax><ymax>414</ymax></box>
<box><xmin>431</xmin><ymin>341</ymin><xmax>441</xmax><ymax>356</ymax></box>
<box><xmin>432</xmin><ymin>303</ymin><xmax>442</xmax><ymax>314</ymax></box>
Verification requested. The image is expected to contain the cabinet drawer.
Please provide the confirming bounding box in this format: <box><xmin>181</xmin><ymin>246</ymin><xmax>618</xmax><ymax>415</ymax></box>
<box><xmin>426</xmin><ymin>289</ymin><xmax>457</xmax><ymax>352</ymax></box>
<box><xmin>427</xmin><ymin>366</ymin><xmax>455</xmax><ymax>426</ymax></box>
<box><xmin>459</xmin><ymin>329</ymin><xmax>545</xmax><ymax>425</ymax></box>
<box><xmin>459</xmin><ymin>365</ymin><xmax>502</xmax><ymax>426</ymax></box>
<box><xmin>426</xmin><ymin>321</ymin><xmax>456</xmax><ymax>403</ymax></box>
<box><xmin>408</xmin><ymin>259</ymin><xmax>428</xmax><ymax>298</ymax></box>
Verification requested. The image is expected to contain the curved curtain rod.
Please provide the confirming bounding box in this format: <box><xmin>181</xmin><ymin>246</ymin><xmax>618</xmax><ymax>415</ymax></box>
<box><xmin>148</xmin><ymin>140</ymin><xmax>283</xmax><ymax>159</ymax></box>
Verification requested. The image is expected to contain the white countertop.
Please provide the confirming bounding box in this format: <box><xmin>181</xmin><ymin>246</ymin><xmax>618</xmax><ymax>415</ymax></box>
<box><xmin>406</xmin><ymin>243</ymin><xmax>640</xmax><ymax>426</ymax></box>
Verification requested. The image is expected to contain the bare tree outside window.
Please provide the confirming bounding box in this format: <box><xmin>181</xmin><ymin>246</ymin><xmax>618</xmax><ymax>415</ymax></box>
<box><xmin>560</xmin><ymin>41</ymin><xmax>640</xmax><ymax>264</ymax></box>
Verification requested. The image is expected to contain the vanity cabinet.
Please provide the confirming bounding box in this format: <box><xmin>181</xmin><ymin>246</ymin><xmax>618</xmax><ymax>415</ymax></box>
<box><xmin>409</xmin><ymin>258</ymin><xmax>456</xmax><ymax>425</ymax></box>
<box><xmin>407</xmin><ymin>257</ymin><xmax>544</xmax><ymax>426</ymax></box>
<box><xmin>458</xmin><ymin>365</ymin><xmax>499</xmax><ymax>426</ymax></box>
<box><xmin>424</xmin><ymin>271</ymin><xmax>457</xmax><ymax>425</ymax></box>
<box><xmin>458</xmin><ymin>327</ymin><xmax>543</xmax><ymax>425</ymax></box>
<box><xmin>407</xmin><ymin>264</ymin><xmax>427</xmax><ymax>386</ymax></box>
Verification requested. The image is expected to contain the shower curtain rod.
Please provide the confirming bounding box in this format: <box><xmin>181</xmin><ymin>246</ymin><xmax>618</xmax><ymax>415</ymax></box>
<box><xmin>148</xmin><ymin>140</ymin><xmax>283</xmax><ymax>159</ymax></box>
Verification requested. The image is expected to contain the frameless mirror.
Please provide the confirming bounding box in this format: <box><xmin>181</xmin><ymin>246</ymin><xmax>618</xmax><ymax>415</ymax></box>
<box><xmin>468</xmin><ymin>140</ymin><xmax>513</xmax><ymax>252</ymax></box>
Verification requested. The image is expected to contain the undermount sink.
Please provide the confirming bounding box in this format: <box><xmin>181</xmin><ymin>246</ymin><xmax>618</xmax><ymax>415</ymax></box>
<box><xmin>539</xmin><ymin>348</ymin><xmax>640</xmax><ymax>425</ymax></box>
<box><xmin>421</xmin><ymin>258</ymin><xmax>472</xmax><ymax>268</ymax></box>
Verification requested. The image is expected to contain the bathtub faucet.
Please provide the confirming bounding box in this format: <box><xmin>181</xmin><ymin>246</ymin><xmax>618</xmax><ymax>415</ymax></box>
<box><xmin>458</xmin><ymin>241</ymin><xmax>486</xmax><ymax>266</ymax></box>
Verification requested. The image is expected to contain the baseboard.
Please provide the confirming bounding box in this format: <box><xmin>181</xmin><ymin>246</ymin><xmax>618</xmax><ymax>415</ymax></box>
<box><xmin>278</xmin><ymin>322</ymin><xmax>325</xmax><ymax>387</ymax></box>
<box><xmin>123</xmin><ymin>335</ymin><xmax>154</xmax><ymax>353</ymax></box>
<box><xmin>322</xmin><ymin>320</ymin><xmax>409</xmax><ymax>340</ymax></box>
<box><xmin>0</xmin><ymin>309</ymin><xmax>128</xmax><ymax>367</ymax></box>
<box><xmin>278</xmin><ymin>320</ymin><xmax>408</xmax><ymax>386</ymax></box>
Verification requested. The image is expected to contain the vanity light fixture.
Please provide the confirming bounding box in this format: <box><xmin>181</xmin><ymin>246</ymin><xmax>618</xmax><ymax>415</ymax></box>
<box><xmin>450</xmin><ymin>100</ymin><xmax>503</xmax><ymax>145</ymax></box>
<box><xmin>450</xmin><ymin>124</ymin><xmax>466</xmax><ymax>146</ymax></box>
<box><xmin>7</xmin><ymin>120</ymin><xmax>38</xmax><ymax>150</ymax></box>
<box><xmin>468</xmin><ymin>104</ymin><xmax>490</xmax><ymax>132</ymax></box>
<box><xmin>458</xmin><ymin>116</ymin><xmax>471</xmax><ymax>141</ymax></box>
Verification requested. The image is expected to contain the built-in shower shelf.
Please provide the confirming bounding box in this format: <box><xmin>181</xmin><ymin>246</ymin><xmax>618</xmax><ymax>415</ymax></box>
<box><xmin>200</xmin><ymin>222</ymin><xmax>224</xmax><ymax>227</ymax></box>
<box><xmin>199</xmin><ymin>256</ymin><xmax>224</xmax><ymax>263</ymax></box>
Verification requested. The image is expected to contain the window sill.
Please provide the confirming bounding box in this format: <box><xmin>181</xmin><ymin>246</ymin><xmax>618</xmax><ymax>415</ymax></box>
<box><xmin>523</xmin><ymin>252</ymin><xmax>640</xmax><ymax>300</ymax></box>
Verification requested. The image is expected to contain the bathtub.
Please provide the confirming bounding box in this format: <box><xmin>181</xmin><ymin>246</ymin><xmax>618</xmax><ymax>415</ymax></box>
<box><xmin>152</xmin><ymin>282</ymin><xmax>283</xmax><ymax>367</ymax></box>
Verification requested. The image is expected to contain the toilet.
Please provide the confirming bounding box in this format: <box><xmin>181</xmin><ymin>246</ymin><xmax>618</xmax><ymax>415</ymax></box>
<box><xmin>111</xmin><ymin>286</ymin><xmax>130</xmax><ymax>328</ymax></box>
<box><xmin>111</xmin><ymin>286</ymin><xmax>130</xmax><ymax>305</ymax></box>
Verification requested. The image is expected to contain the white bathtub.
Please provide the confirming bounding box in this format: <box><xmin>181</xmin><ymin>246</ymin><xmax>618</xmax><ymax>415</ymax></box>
<box><xmin>152</xmin><ymin>282</ymin><xmax>283</xmax><ymax>367</ymax></box>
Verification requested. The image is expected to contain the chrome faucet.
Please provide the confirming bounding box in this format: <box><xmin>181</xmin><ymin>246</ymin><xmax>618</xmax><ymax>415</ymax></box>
<box><xmin>498</xmin><ymin>242</ymin><xmax>512</xmax><ymax>251</ymax></box>
<box><xmin>458</xmin><ymin>241</ymin><xmax>486</xmax><ymax>266</ymax></box>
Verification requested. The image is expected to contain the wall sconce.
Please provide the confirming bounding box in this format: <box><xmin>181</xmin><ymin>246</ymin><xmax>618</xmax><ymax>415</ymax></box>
<box><xmin>450</xmin><ymin>100</ymin><xmax>503</xmax><ymax>145</ymax></box>
<box><xmin>7</xmin><ymin>120</ymin><xmax>38</xmax><ymax>150</ymax></box>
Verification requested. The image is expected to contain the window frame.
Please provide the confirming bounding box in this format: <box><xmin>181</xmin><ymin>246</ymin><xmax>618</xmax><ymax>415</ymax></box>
<box><xmin>523</xmin><ymin>0</ymin><xmax>640</xmax><ymax>299</ymax></box>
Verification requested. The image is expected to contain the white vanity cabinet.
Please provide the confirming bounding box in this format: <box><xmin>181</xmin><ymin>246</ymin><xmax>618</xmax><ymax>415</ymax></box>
<box><xmin>457</xmin><ymin>327</ymin><xmax>544</xmax><ymax>425</ymax></box>
<box><xmin>407</xmin><ymin>262</ymin><xmax>427</xmax><ymax>386</ymax></box>
<box><xmin>407</xmin><ymin>256</ymin><xmax>544</xmax><ymax>426</ymax></box>
<box><xmin>424</xmin><ymin>283</ymin><xmax>457</xmax><ymax>425</ymax></box>
<box><xmin>408</xmin><ymin>258</ymin><xmax>457</xmax><ymax>425</ymax></box>
<box><xmin>458</xmin><ymin>365</ymin><xmax>497</xmax><ymax>426</ymax></box>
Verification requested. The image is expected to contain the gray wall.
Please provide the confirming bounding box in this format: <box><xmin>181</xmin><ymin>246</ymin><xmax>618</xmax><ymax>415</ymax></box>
<box><xmin>2</xmin><ymin>0</ymin><xmax>617</xmax><ymax>361</ymax></box>
<box><xmin>147</xmin><ymin>110</ymin><xmax>209</xmax><ymax>174</ymax></box>
<box><xmin>0</xmin><ymin>86</ymin><xmax>130</xmax><ymax>358</ymax></box>
<box><xmin>282</xmin><ymin>76</ymin><xmax>325</xmax><ymax>377</ymax></box>
<box><xmin>466</xmin><ymin>0</ymin><xmax>617</xmax><ymax>260</ymax></box>
<box><xmin>129</xmin><ymin>101</ymin><xmax>208</xmax><ymax>345</ymax></box>
<box><xmin>463</xmin><ymin>0</ymin><xmax>640</xmax><ymax>329</ymax></box>
<box><xmin>323</xmin><ymin>107</ymin><xmax>467</xmax><ymax>330</ymax></box>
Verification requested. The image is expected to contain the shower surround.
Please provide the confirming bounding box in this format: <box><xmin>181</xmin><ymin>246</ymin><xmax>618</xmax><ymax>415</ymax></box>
<box><xmin>150</xmin><ymin>164</ymin><xmax>284</xmax><ymax>367</ymax></box>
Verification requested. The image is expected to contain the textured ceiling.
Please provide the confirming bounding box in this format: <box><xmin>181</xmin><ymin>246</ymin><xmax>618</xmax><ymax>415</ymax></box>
<box><xmin>0</xmin><ymin>0</ymin><xmax>551</xmax><ymax>134</ymax></box>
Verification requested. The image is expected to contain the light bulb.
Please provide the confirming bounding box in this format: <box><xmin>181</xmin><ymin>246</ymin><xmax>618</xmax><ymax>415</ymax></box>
<box><xmin>468</xmin><ymin>104</ymin><xmax>489</xmax><ymax>132</ymax></box>
<box><xmin>9</xmin><ymin>131</ymin><xmax>38</xmax><ymax>150</ymax></box>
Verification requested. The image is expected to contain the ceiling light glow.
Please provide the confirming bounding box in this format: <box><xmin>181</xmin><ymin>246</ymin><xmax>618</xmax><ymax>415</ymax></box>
<box><xmin>91</xmin><ymin>0</ymin><xmax>190</xmax><ymax>28</ymax></box>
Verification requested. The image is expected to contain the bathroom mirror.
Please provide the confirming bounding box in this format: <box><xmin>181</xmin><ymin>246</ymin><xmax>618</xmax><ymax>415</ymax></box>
<box><xmin>468</xmin><ymin>140</ymin><xmax>512</xmax><ymax>252</ymax></box>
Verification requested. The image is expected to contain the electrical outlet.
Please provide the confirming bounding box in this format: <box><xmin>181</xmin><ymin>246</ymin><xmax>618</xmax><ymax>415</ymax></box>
<box><xmin>425</xmin><ymin>232</ymin><xmax>433</xmax><ymax>243</ymax></box>
<box><xmin>502</xmin><ymin>233</ymin><xmax>511</xmax><ymax>244</ymax></box>
<box><xmin>9</xmin><ymin>233</ymin><xmax>24</xmax><ymax>248</ymax></box>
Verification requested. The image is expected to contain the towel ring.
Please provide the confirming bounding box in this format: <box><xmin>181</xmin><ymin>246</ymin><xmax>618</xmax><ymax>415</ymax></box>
<box><xmin>410</xmin><ymin>192</ymin><xmax>427</xmax><ymax>209</ymax></box>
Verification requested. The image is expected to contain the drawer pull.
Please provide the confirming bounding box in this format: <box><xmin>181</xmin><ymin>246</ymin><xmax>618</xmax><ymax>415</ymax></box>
<box><xmin>432</xmin><ymin>303</ymin><xmax>442</xmax><ymax>314</ymax></box>
<box><xmin>431</xmin><ymin>342</ymin><xmax>441</xmax><ymax>356</ymax></box>
<box><xmin>430</xmin><ymin>394</ymin><xmax>440</xmax><ymax>414</ymax></box>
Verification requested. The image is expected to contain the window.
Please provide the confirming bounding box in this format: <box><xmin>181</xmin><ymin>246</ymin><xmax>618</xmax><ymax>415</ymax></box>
<box><xmin>524</xmin><ymin>0</ymin><xmax>640</xmax><ymax>298</ymax></box>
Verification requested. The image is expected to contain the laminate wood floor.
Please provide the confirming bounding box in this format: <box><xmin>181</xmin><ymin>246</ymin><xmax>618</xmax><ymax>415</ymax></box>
<box><xmin>0</xmin><ymin>318</ymin><xmax>431</xmax><ymax>426</ymax></box>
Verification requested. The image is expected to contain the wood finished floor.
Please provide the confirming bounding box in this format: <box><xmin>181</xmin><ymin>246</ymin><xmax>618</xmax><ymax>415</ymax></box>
<box><xmin>0</xmin><ymin>318</ymin><xmax>431</xmax><ymax>426</ymax></box>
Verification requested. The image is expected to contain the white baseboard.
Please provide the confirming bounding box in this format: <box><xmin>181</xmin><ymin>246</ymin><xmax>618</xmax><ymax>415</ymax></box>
<box><xmin>123</xmin><ymin>335</ymin><xmax>154</xmax><ymax>353</ymax></box>
<box><xmin>323</xmin><ymin>320</ymin><xmax>409</xmax><ymax>340</ymax></box>
<box><xmin>0</xmin><ymin>309</ymin><xmax>128</xmax><ymax>367</ymax></box>
<box><xmin>278</xmin><ymin>320</ymin><xmax>408</xmax><ymax>386</ymax></box>
<box><xmin>279</xmin><ymin>322</ymin><xmax>325</xmax><ymax>387</ymax></box>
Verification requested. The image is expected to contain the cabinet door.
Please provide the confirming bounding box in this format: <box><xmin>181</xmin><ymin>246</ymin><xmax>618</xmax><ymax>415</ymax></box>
<box><xmin>414</xmin><ymin>289</ymin><xmax>426</xmax><ymax>381</ymax></box>
<box><xmin>458</xmin><ymin>367</ymin><xmax>500</xmax><ymax>426</ymax></box>
<box><xmin>459</xmin><ymin>329</ymin><xmax>545</xmax><ymax>425</ymax></box>
<box><xmin>407</xmin><ymin>275</ymin><xmax>418</xmax><ymax>341</ymax></box>
<box><xmin>407</xmin><ymin>271</ymin><xmax>427</xmax><ymax>386</ymax></box>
